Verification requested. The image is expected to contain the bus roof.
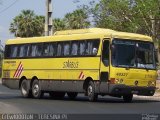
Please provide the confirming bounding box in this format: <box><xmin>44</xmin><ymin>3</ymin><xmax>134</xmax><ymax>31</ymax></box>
<box><xmin>6</xmin><ymin>28</ymin><xmax>152</xmax><ymax>45</ymax></box>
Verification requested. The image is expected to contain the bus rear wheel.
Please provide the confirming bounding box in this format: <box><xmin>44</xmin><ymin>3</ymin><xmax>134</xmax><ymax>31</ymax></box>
<box><xmin>20</xmin><ymin>79</ymin><xmax>32</xmax><ymax>98</ymax></box>
<box><xmin>67</xmin><ymin>92</ymin><xmax>78</xmax><ymax>100</ymax></box>
<box><xmin>87</xmin><ymin>81</ymin><xmax>98</xmax><ymax>102</ymax></box>
<box><xmin>123</xmin><ymin>94</ymin><xmax>133</xmax><ymax>102</ymax></box>
<box><xmin>32</xmin><ymin>79</ymin><xmax>43</xmax><ymax>99</ymax></box>
<box><xmin>49</xmin><ymin>92</ymin><xmax>65</xmax><ymax>99</ymax></box>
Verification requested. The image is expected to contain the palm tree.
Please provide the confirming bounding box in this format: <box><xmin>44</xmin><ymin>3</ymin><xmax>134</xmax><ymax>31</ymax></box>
<box><xmin>9</xmin><ymin>10</ymin><xmax>45</xmax><ymax>37</ymax></box>
<box><xmin>53</xmin><ymin>18</ymin><xmax>66</xmax><ymax>32</ymax></box>
<box><xmin>34</xmin><ymin>15</ymin><xmax>45</xmax><ymax>36</ymax></box>
<box><xmin>64</xmin><ymin>9</ymin><xmax>90</xmax><ymax>29</ymax></box>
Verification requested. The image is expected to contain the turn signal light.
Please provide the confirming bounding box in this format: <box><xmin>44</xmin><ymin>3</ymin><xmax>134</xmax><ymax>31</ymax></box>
<box><xmin>110</xmin><ymin>78</ymin><xmax>124</xmax><ymax>84</ymax></box>
<box><xmin>110</xmin><ymin>78</ymin><xmax>115</xmax><ymax>84</ymax></box>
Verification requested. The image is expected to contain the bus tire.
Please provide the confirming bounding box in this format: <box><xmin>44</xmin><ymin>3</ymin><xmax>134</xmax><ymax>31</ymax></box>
<box><xmin>20</xmin><ymin>79</ymin><xmax>32</xmax><ymax>98</ymax></box>
<box><xmin>49</xmin><ymin>92</ymin><xmax>65</xmax><ymax>99</ymax></box>
<box><xmin>87</xmin><ymin>81</ymin><xmax>98</xmax><ymax>102</ymax></box>
<box><xmin>67</xmin><ymin>92</ymin><xmax>78</xmax><ymax>100</ymax></box>
<box><xmin>123</xmin><ymin>94</ymin><xmax>133</xmax><ymax>103</ymax></box>
<box><xmin>32</xmin><ymin>79</ymin><xmax>43</xmax><ymax>99</ymax></box>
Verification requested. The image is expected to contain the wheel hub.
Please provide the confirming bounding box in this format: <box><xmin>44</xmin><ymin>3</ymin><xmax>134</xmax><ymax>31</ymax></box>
<box><xmin>88</xmin><ymin>85</ymin><xmax>93</xmax><ymax>96</ymax></box>
<box><xmin>33</xmin><ymin>84</ymin><xmax>39</xmax><ymax>96</ymax></box>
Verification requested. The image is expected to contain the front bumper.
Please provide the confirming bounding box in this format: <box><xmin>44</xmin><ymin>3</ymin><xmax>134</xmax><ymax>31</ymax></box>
<box><xmin>109</xmin><ymin>84</ymin><xmax>156</xmax><ymax>96</ymax></box>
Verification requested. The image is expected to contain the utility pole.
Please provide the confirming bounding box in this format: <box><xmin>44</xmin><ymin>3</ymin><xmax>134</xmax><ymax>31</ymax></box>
<box><xmin>45</xmin><ymin>0</ymin><xmax>53</xmax><ymax>36</ymax></box>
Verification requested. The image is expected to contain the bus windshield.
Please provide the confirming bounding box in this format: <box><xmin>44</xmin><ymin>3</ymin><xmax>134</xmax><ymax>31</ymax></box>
<box><xmin>112</xmin><ymin>39</ymin><xmax>156</xmax><ymax>69</ymax></box>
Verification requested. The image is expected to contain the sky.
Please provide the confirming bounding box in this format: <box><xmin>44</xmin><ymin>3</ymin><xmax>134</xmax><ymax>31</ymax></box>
<box><xmin>0</xmin><ymin>0</ymin><xmax>96</xmax><ymax>46</ymax></box>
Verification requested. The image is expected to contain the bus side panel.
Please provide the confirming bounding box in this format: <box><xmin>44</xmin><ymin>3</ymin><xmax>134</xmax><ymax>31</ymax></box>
<box><xmin>2</xmin><ymin>57</ymin><xmax>101</xmax><ymax>93</ymax></box>
<box><xmin>39</xmin><ymin>57</ymin><xmax>100</xmax><ymax>92</ymax></box>
<box><xmin>40</xmin><ymin>80</ymin><xmax>84</xmax><ymax>92</ymax></box>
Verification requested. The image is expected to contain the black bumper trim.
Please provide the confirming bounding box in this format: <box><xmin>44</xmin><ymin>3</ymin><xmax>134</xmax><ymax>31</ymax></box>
<box><xmin>109</xmin><ymin>84</ymin><xmax>156</xmax><ymax>96</ymax></box>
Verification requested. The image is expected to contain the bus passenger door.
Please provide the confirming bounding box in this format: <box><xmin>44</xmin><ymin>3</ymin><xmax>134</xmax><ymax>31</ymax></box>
<box><xmin>99</xmin><ymin>40</ymin><xmax>110</xmax><ymax>93</ymax></box>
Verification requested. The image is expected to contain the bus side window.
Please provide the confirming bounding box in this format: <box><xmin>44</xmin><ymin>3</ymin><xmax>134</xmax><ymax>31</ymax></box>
<box><xmin>30</xmin><ymin>44</ymin><xmax>43</xmax><ymax>57</ymax></box>
<box><xmin>79</xmin><ymin>41</ymin><xmax>86</xmax><ymax>55</ymax></box>
<box><xmin>92</xmin><ymin>40</ymin><xmax>100</xmax><ymax>55</ymax></box>
<box><xmin>31</xmin><ymin>44</ymin><xmax>37</xmax><ymax>57</ymax></box>
<box><xmin>5</xmin><ymin>45</ymin><xmax>11</xmax><ymax>58</ymax></box>
<box><xmin>19</xmin><ymin>45</ymin><xmax>27</xmax><ymax>58</ymax></box>
<box><xmin>43</xmin><ymin>43</ymin><xmax>50</xmax><ymax>56</ymax></box>
<box><xmin>11</xmin><ymin>45</ymin><xmax>19</xmax><ymax>58</ymax></box>
<box><xmin>102</xmin><ymin>40</ymin><xmax>109</xmax><ymax>66</ymax></box>
<box><xmin>49</xmin><ymin>43</ymin><xmax>56</xmax><ymax>57</ymax></box>
<box><xmin>71</xmin><ymin>41</ymin><xmax>78</xmax><ymax>56</ymax></box>
<box><xmin>35</xmin><ymin>44</ymin><xmax>43</xmax><ymax>57</ymax></box>
<box><xmin>86</xmin><ymin>40</ymin><xmax>100</xmax><ymax>56</ymax></box>
<box><xmin>25</xmin><ymin>45</ymin><xmax>30</xmax><ymax>57</ymax></box>
<box><xmin>43</xmin><ymin>42</ymin><xmax>57</xmax><ymax>57</ymax></box>
<box><xmin>86</xmin><ymin>41</ymin><xmax>93</xmax><ymax>55</ymax></box>
<box><xmin>63</xmin><ymin>42</ymin><xmax>70</xmax><ymax>56</ymax></box>
<box><xmin>57</xmin><ymin>42</ymin><xmax>62</xmax><ymax>56</ymax></box>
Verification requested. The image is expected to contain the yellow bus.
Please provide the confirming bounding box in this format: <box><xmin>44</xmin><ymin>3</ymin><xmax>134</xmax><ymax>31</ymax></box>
<box><xmin>2</xmin><ymin>28</ymin><xmax>157</xmax><ymax>102</ymax></box>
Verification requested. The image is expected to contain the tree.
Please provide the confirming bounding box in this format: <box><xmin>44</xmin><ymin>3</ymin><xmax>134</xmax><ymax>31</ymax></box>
<box><xmin>133</xmin><ymin>0</ymin><xmax>160</xmax><ymax>42</ymax></box>
<box><xmin>9</xmin><ymin>10</ymin><xmax>45</xmax><ymax>37</ymax></box>
<box><xmin>52</xmin><ymin>9</ymin><xmax>91</xmax><ymax>32</ymax></box>
<box><xmin>34</xmin><ymin>15</ymin><xmax>45</xmax><ymax>36</ymax></box>
<box><xmin>64</xmin><ymin>9</ymin><xmax>90</xmax><ymax>29</ymax></box>
<box><xmin>85</xmin><ymin>0</ymin><xmax>160</xmax><ymax>60</ymax></box>
<box><xmin>88</xmin><ymin>0</ymin><xmax>160</xmax><ymax>41</ymax></box>
<box><xmin>89</xmin><ymin>0</ymin><xmax>139</xmax><ymax>32</ymax></box>
<box><xmin>53</xmin><ymin>18</ymin><xmax>66</xmax><ymax>32</ymax></box>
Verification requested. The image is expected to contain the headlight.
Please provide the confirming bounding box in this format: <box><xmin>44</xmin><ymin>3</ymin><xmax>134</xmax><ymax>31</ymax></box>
<box><xmin>148</xmin><ymin>81</ymin><xmax>156</xmax><ymax>86</ymax></box>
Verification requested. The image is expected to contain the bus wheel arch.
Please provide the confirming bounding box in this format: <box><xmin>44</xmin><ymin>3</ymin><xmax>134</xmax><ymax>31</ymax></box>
<box><xmin>30</xmin><ymin>76</ymin><xmax>38</xmax><ymax>88</ymax></box>
<box><xmin>83</xmin><ymin>77</ymin><xmax>93</xmax><ymax>93</ymax></box>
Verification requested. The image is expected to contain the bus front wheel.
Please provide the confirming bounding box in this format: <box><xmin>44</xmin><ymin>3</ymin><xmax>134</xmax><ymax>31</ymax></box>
<box><xmin>123</xmin><ymin>94</ymin><xmax>133</xmax><ymax>102</ymax></box>
<box><xmin>87</xmin><ymin>81</ymin><xmax>98</xmax><ymax>102</ymax></box>
<box><xmin>32</xmin><ymin>79</ymin><xmax>43</xmax><ymax>99</ymax></box>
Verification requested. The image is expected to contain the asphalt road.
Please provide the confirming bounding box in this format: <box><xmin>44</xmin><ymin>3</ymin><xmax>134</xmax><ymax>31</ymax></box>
<box><xmin>0</xmin><ymin>84</ymin><xmax>160</xmax><ymax>115</ymax></box>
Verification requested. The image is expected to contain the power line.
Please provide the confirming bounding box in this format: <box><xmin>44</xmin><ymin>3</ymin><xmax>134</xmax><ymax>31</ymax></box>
<box><xmin>0</xmin><ymin>0</ymin><xmax>19</xmax><ymax>14</ymax></box>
